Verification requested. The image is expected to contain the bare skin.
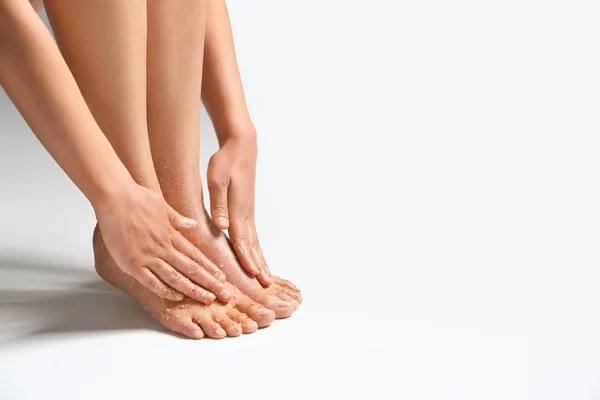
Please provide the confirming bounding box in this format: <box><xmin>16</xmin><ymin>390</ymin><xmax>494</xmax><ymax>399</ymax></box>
<box><xmin>94</xmin><ymin>227</ymin><xmax>276</xmax><ymax>339</ymax></box>
<box><xmin>0</xmin><ymin>0</ymin><xmax>223</xmax><ymax>304</ymax></box>
<box><xmin>42</xmin><ymin>0</ymin><xmax>299</xmax><ymax>337</ymax></box>
<box><xmin>145</xmin><ymin>0</ymin><xmax>302</xmax><ymax>318</ymax></box>
<box><xmin>180</xmin><ymin>206</ymin><xmax>303</xmax><ymax>319</ymax></box>
<box><xmin>42</xmin><ymin>0</ymin><xmax>231</xmax><ymax>306</ymax></box>
<box><xmin>20</xmin><ymin>0</ymin><xmax>300</xmax><ymax>339</ymax></box>
<box><xmin>4</xmin><ymin>0</ymin><xmax>302</xmax><ymax>339</ymax></box>
<box><xmin>202</xmin><ymin>0</ymin><xmax>275</xmax><ymax>287</ymax></box>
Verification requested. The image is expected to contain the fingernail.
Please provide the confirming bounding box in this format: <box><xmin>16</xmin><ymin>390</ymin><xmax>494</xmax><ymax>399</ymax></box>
<box><xmin>216</xmin><ymin>217</ymin><xmax>228</xmax><ymax>228</ymax></box>
<box><xmin>219</xmin><ymin>288</ymin><xmax>231</xmax><ymax>300</ymax></box>
<box><xmin>276</xmin><ymin>301</ymin><xmax>293</xmax><ymax>308</ymax></box>
<box><xmin>204</xmin><ymin>293</ymin><xmax>216</xmax><ymax>302</ymax></box>
<box><xmin>173</xmin><ymin>293</ymin><xmax>184</xmax><ymax>301</ymax></box>
<box><xmin>183</xmin><ymin>218</ymin><xmax>197</xmax><ymax>228</ymax></box>
<box><xmin>256</xmin><ymin>308</ymin><xmax>271</xmax><ymax>316</ymax></box>
<box><xmin>218</xmin><ymin>273</ymin><xmax>227</xmax><ymax>282</ymax></box>
<box><xmin>216</xmin><ymin>327</ymin><xmax>226</xmax><ymax>337</ymax></box>
<box><xmin>260</xmin><ymin>272</ymin><xmax>272</xmax><ymax>283</ymax></box>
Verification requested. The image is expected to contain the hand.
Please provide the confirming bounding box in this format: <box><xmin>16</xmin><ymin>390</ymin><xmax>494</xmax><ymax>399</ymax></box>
<box><xmin>207</xmin><ymin>135</ymin><xmax>273</xmax><ymax>287</ymax></box>
<box><xmin>93</xmin><ymin>183</ymin><xmax>232</xmax><ymax>304</ymax></box>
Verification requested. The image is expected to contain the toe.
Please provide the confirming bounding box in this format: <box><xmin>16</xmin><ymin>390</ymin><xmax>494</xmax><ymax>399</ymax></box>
<box><xmin>227</xmin><ymin>309</ymin><xmax>258</xmax><ymax>334</ymax></box>
<box><xmin>161</xmin><ymin>315</ymin><xmax>205</xmax><ymax>340</ymax></box>
<box><xmin>277</xmin><ymin>292</ymin><xmax>299</xmax><ymax>310</ymax></box>
<box><xmin>282</xmin><ymin>287</ymin><xmax>303</xmax><ymax>304</ymax></box>
<box><xmin>213</xmin><ymin>314</ymin><xmax>243</xmax><ymax>337</ymax></box>
<box><xmin>235</xmin><ymin>293</ymin><xmax>276</xmax><ymax>327</ymax></box>
<box><xmin>272</xmin><ymin>276</ymin><xmax>300</xmax><ymax>292</ymax></box>
<box><xmin>262</xmin><ymin>293</ymin><xmax>296</xmax><ymax>319</ymax></box>
<box><xmin>193</xmin><ymin>314</ymin><xmax>227</xmax><ymax>339</ymax></box>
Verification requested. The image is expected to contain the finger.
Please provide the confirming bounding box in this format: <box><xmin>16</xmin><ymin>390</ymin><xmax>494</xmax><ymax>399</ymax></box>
<box><xmin>253</xmin><ymin>235</ymin><xmax>272</xmax><ymax>278</ymax></box>
<box><xmin>148</xmin><ymin>258</ymin><xmax>217</xmax><ymax>305</ymax></box>
<box><xmin>207</xmin><ymin>175</ymin><xmax>230</xmax><ymax>230</ymax></box>
<box><xmin>167</xmin><ymin>205</ymin><xmax>198</xmax><ymax>230</ymax></box>
<box><xmin>256</xmin><ymin>270</ymin><xmax>272</xmax><ymax>287</ymax></box>
<box><xmin>135</xmin><ymin>267</ymin><xmax>184</xmax><ymax>301</ymax></box>
<box><xmin>171</xmin><ymin>232</ymin><xmax>226</xmax><ymax>282</ymax></box>
<box><xmin>164</xmin><ymin>246</ymin><xmax>231</xmax><ymax>302</ymax></box>
<box><xmin>227</xmin><ymin>182</ymin><xmax>261</xmax><ymax>277</ymax></box>
<box><xmin>229</xmin><ymin>220</ymin><xmax>260</xmax><ymax>277</ymax></box>
<box><xmin>248</xmin><ymin>224</ymin><xmax>272</xmax><ymax>287</ymax></box>
<box><xmin>231</xmin><ymin>235</ymin><xmax>260</xmax><ymax>277</ymax></box>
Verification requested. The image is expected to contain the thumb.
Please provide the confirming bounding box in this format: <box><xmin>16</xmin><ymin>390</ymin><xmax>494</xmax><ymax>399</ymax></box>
<box><xmin>167</xmin><ymin>204</ymin><xmax>198</xmax><ymax>230</ymax></box>
<box><xmin>208</xmin><ymin>177</ymin><xmax>230</xmax><ymax>230</ymax></box>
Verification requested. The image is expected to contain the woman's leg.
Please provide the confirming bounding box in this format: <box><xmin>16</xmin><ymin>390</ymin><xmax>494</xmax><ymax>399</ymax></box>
<box><xmin>44</xmin><ymin>0</ymin><xmax>275</xmax><ymax>339</ymax></box>
<box><xmin>202</xmin><ymin>0</ymin><xmax>272</xmax><ymax>286</ymax></box>
<box><xmin>44</xmin><ymin>0</ymin><xmax>160</xmax><ymax>190</ymax></box>
<box><xmin>145</xmin><ymin>0</ymin><xmax>301</xmax><ymax>318</ymax></box>
<box><xmin>145</xmin><ymin>0</ymin><xmax>205</xmax><ymax>214</ymax></box>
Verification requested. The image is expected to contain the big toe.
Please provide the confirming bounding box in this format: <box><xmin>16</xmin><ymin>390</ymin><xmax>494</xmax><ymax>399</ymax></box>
<box><xmin>277</xmin><ymin>292</ymin><xmax>300</xmax><ymax>311</ymax></box>
<box><xmin>272</xmin><ymin>276</ymin><xmax>303</xmax><ymax>303</ymax></box>
<box><xmin>282</xmin><ymin>287</ymin><xmax>303</xmax><ymax>304</ymax></box>
<box><xmin>262</xmin><ymin>294</ymin><xmax>296</xmax><ymax>319</ymax></box>
<box><xmin>235</xmin><ymin>292</ymin><xmax>276</xmax><ymax>327</ymax></box>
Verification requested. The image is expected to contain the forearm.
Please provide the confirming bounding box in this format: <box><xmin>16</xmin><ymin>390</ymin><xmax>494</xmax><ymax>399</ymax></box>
<box><xmin>0</xmin><ymin>0</ymin><xmax>134</xmax><ymax>206</ymax></box>
<box><xmin>202</xmin><ymin>0</ymin><xmax>255</xmax><ymax>142</ymax></box>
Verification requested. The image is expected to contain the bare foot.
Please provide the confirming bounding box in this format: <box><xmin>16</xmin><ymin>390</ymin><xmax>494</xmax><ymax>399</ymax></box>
<box><xmin>93</xmin><ymin>227</ymin><xmax>275</xmax><ymax>339</ymax></box>
<box><xmin>184</xmin><ymin>211</ymin><xmax>303</xmax><ymax>319</ymax></box>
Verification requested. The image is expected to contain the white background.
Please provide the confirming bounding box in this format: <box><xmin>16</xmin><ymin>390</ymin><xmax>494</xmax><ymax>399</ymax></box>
<box><xmin>1</xmin><ymin>1</ymin><xmax>600</xmax><ymax>399</ymax></box>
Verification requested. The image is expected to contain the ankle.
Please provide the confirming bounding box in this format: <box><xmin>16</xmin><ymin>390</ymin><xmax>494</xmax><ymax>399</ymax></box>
<box><xmin>159</xmin><ymin>174</ymin><xmax>205</xmax><ymax>220</ymax></box>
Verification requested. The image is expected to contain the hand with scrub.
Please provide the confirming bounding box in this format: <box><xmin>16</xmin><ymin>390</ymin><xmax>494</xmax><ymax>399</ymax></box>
<box><xmin>0</xmin><ymin>0</ymin><xmax>230</xmax><ymax>305</ymax></box>
<box><xmin>207</xmin><ymin>131</ymin><xmax>273</xmax><ymax>287</ymax></box>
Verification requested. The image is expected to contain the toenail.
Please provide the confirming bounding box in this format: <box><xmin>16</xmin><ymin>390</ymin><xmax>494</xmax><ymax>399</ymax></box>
<box><xmin>255</xmin><ymin>308</ymin><xmax>270</xmax><ymax>316</ymax></box>
<box><xmin>276</xmin><ymin>301</ymin><xmax>293</xmax><ymax>308</ymax></box>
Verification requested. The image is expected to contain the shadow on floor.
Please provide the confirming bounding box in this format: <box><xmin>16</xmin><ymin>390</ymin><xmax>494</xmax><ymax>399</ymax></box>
<box><xmin>0</xmin><ymin>252</ymin><xmax>164</xmax><ymax>342</ymax></box>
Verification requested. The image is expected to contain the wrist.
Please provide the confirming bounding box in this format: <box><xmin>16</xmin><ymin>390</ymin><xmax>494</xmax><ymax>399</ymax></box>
<box><xmin>89</xmin><ymin>172</ymin><xmax>138</xmax><ymax>213</ymax></box>
<box><xmin>213</xmin><ymin>115</ymin><xmax>257</xmax><ymax>144</ymax></box>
